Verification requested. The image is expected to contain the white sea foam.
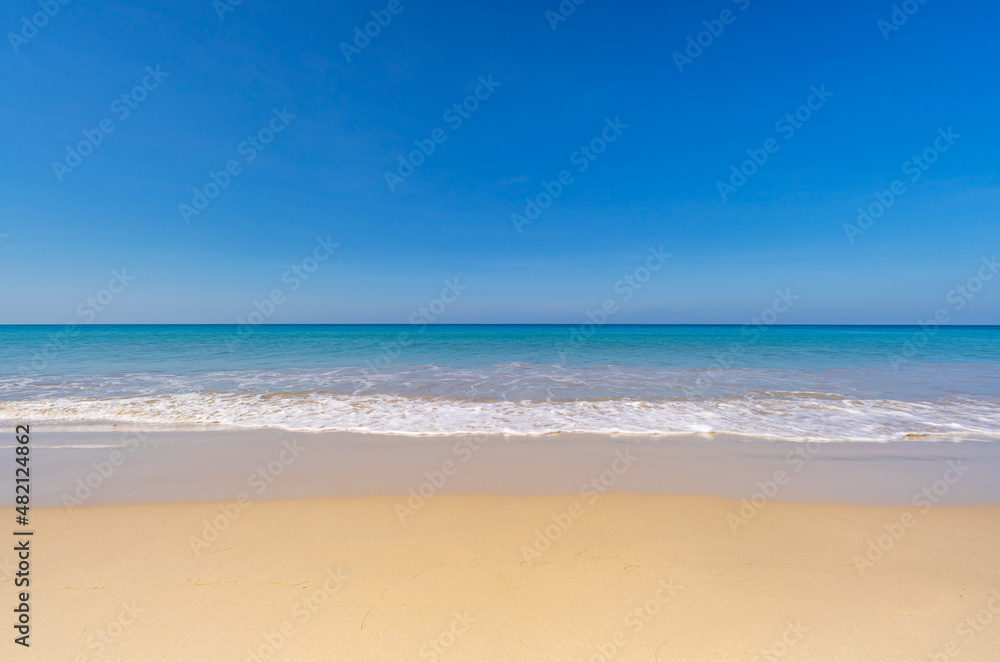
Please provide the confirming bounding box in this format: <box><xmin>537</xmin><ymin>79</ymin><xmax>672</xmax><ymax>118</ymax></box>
<box><xmin>2</xmin><ymin>391</ymin><xmax>999</xmax><ymax>441</ymax></box>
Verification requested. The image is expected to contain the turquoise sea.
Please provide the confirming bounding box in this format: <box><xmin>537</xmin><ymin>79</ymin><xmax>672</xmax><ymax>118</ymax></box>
<box><xmin>1</xmin><ymin>325</ymin><xmax>999</xmax><ymax>441</ymax></box>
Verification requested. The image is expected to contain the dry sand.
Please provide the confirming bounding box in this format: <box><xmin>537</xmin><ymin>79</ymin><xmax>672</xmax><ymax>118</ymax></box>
<box><xmin>6</xmin><ymin>495</ymin><xmax>1000</xmax><ymax>661</ymax></box>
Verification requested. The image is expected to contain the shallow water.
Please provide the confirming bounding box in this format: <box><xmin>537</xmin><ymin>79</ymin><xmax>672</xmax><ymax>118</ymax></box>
<box><xmin>2</xmin><ymin>325</ymin><xmax>999</xmax><ymax>440</ymax></box>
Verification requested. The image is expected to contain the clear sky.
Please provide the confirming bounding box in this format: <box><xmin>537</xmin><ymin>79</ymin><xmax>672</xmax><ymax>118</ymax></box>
<box><xmin>1</xmin><ymin>0</ymin><xmax>998</xmax><ymax>324</ymax></box>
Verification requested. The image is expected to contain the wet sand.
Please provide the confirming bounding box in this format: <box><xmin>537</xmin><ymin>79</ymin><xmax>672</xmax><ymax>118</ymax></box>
<box><xmin>19</xmin><ymin>426</ymin><xmax>1000</xmax><ymax>506</ymax></box>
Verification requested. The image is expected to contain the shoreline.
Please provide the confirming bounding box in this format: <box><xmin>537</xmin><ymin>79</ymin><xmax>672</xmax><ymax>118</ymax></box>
<box><xmin>11</xmin><ymin>426</ymin><xmax>1000</xmax><ymax>507</ymax></box>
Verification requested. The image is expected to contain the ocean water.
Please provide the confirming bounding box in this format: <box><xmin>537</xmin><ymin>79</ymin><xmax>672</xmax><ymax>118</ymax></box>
<box><xmin>1</xmin><ymin>325</ymin><xmax>999</xmax><ymax>441</ymax></box>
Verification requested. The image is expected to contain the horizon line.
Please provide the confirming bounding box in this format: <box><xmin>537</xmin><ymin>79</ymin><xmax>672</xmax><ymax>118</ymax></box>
<box><xmin>2</xmin><ymin>323</ymin><xmax>999</xmax><ymax>328</ymax></box>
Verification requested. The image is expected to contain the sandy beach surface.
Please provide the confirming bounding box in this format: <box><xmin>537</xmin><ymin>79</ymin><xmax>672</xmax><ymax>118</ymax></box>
<box><xmin>3</xmin><ymin>428</ymin><xmax>1000</xmax><ymax>660</ymax></box>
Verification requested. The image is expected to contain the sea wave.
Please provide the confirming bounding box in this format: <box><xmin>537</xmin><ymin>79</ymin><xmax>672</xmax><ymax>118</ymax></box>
<box><xmin>2</xmin><ymin>391</ymin><xmax>999</xmax><ymax>441</ymax></box>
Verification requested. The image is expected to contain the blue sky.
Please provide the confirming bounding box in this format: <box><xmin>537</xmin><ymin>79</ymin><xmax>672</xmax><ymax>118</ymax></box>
<box><xmin>1</xmin><ymin>0</ymin><xmax>998</xmax><ymax>324</ymax></box>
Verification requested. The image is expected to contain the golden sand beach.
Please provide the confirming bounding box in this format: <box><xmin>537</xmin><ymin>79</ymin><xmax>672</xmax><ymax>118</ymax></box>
<box><xmin>13</xmin><ymin>494</ymin><xmax>1000</xmax><ymax>661</ymax></box>
<box><xmin>5</xmin><ymin>429</ymin><xmax>1000</xmax><ymax>660</ymax></box>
